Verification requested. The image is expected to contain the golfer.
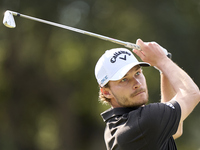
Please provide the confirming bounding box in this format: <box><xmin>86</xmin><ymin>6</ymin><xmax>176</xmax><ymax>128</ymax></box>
<box><xmin>95</xmin><ymin>39</ymin><xmax>200</xmax><ymax>150</ymax></box>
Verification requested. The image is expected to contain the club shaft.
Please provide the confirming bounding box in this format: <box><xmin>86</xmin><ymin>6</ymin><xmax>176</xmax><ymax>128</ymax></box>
<box><xmin>10</xmin><ymin>11</ymin><xmax>141</xmax><ymax>50</ymax></box>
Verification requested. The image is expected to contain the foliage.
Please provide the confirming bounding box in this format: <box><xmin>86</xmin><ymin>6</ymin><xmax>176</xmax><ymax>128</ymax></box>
<box><xmin>0</xmin><ymin>0</ymin><xmax>200</xmax><ymax>149</ymax></box>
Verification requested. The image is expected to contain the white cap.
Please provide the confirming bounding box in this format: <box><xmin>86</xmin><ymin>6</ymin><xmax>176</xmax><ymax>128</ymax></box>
<box><xmin>95</xmin><ymin>48</ymin><xmax>150</xmax><ymax>87</ymax></box>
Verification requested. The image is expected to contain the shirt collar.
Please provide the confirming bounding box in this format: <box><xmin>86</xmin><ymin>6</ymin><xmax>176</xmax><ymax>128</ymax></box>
<box><xmin>101</xmin><ymin>107</ymin><xmax>139</xmax><ymax>122</ymax></box>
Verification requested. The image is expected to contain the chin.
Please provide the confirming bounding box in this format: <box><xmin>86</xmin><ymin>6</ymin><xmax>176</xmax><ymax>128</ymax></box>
<box><xmin>124</xmin><ymin>101</ymin><xmax>147</xmax><ymax>108</ymax></box>
<box><xmin>134</xmin><ymin>99</ymin><xmax>148</xmax><ymax>107</ymax></box>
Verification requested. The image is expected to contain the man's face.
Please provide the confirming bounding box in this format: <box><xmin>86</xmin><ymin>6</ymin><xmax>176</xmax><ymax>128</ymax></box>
<box><xmin>108</xmin><ymin>65</ymin><xmax>149</xmax><ymax>107</ymax></box>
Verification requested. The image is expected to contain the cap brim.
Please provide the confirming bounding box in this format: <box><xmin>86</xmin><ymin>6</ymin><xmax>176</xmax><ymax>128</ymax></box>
<box><xmin>110</xmin><ymin>62</ymin><xmax>150</xmax><ymax>81</ymax></box>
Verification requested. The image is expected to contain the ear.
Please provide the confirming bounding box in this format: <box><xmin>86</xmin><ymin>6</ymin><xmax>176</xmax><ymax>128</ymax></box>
<box><xmin>100</xmin><ymin>87</ymin><xmax>113</xmax><ymax>99</ymax></box>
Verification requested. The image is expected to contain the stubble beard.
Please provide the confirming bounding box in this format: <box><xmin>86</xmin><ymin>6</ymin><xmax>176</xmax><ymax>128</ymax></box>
<box><xmin>114</xmin><ymin>88</ymin><xmax>149</xmax><ymax>107</ymax></box>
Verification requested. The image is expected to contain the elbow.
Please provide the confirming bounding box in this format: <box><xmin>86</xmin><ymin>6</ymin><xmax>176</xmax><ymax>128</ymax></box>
<box><xmin>198</xmin><ymin>91</ymin><xmax>200</xmax><ymax>101</ymax></box>
<box><xmin>190</xmin><ymin>88</ymin><xmax>200</xmax><ymax>103</ymax></box>
<box><xmin>194</xmin><ymin>90</ymin><xmax>200</xmax><ymax>103</ymax></box>
<box><xmin>198</xmin><ymin>93</ymin><xmax>200</xmax><ymax>102</ymax></box>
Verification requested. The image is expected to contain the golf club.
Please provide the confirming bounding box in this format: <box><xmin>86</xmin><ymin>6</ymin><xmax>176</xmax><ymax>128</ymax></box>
<box><xmin>3</xmin><ymin>10</ymin><xmax>141</xmax><ymax>50</ymax></box>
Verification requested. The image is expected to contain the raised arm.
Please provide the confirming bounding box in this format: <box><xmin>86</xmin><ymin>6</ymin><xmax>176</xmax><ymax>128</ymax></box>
<box><xmin>133</xmin><ymin>39</ymin><xmax>200</xmax><ymax>123</ymax></box>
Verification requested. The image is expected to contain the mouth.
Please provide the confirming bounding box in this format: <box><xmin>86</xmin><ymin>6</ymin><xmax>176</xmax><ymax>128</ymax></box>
<box><xmin>135</xmin><ymin>91</ymin><xmax>145</xmax><ymax>96</ymax></box>
<box><xmin>131</xmin><ymin>90</ymin><xmax>145</xmax><ymax>97</ymax></box>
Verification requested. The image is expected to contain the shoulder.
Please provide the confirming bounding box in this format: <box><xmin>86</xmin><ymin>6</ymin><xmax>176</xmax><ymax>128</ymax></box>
<box><xmin>140</xmin><ymin>101</ymin><xmax>181</xmax><ymax>116</ymax></box>
<box><xmin>137</xmin><ymin>101</ymin><xmax>181</xmax><ymax>131</ymax></box>
<box><xmin>130</xmin><ymin>101</ymin><xmax>181</xmax><ymax>128</ymax></box>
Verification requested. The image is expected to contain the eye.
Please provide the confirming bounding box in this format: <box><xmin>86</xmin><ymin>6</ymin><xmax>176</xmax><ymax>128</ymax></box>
<box><xmin>121</xmin><ymin>78</ymin><xmax>128</xmax><ymax>82</ymax></box>
<box><xmin>135</xmin><ymin>71</ymin><xmax>141</xmax><ymax>76</ymax></box>
<box><xmin>135</xmin><ymin>69</ymin><xmax>142</xmax><ymax>76</ymax></box>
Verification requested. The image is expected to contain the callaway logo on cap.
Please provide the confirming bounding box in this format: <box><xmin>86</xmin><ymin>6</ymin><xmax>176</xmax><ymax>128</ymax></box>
<box><xmin>95</xmin><ymin>48</ymin><xmax>150</xmax><ymax>87</ymax></box>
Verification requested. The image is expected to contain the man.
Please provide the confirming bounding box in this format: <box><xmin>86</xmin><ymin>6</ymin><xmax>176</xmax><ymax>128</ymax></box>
<box><xmin>95</xmin><ymin>39</ymin><xmax>200</xmax><ymax>150</ymax></box>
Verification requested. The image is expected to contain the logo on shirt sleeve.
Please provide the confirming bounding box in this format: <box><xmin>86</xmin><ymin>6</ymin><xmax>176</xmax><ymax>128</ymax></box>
<box><xmin>165</xmin><ymin>102</ymin><xmax>175</xmax><ymax>109</ymax></box>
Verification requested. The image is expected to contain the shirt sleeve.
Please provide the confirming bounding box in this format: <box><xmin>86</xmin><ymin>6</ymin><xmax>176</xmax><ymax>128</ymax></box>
<box><xmin>137</xmin><ymin>101</ymin><xmax>181</xmax><ymax>146</ymax></box>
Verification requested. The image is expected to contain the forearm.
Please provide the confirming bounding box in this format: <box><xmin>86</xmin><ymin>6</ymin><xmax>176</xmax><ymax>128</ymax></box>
<box><xmin>160</xmin><ymin>71</ymin><xmax>176</xmax><ymax>103</ymax></box>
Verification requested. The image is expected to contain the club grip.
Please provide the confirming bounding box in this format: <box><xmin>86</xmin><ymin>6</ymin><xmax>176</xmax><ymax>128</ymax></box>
<box><xmin>125</xmin><ymin>42</ymin><xmax>141</xmax><ymax>50</ymax></box>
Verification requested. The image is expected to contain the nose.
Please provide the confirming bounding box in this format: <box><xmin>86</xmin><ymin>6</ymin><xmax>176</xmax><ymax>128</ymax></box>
<box><xmin>132</xmin><ymin>78</ymin><xmax>142</xmax><ymax>90</ymax></box>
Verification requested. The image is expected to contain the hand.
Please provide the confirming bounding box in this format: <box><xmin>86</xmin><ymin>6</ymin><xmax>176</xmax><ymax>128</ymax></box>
<box><xmin>133</xmin><ymin>39</ymin><xmax>170</xmax><ymax>67</ymax></box>
<box><xmin>159</xmin><ymin>46</ymin><xmax>172</xmax><ymax>59</ymax></box>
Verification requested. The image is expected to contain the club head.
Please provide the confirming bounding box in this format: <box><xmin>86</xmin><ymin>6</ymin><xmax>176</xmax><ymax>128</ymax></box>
<box><xmin>3</xmin><ymin>10</ymin><xmax>16</xmax><ymax>28</ymax></box>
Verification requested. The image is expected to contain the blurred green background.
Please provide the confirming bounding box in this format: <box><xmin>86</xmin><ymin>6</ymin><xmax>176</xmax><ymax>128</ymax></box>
<box><xmin>0</xmin><ymin>0</ymin><xmax>200</xmax><ymax>150</ymax></box>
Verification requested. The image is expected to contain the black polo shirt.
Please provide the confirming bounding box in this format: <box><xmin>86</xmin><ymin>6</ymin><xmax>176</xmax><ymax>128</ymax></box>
<box><xmin>101</xmin><ymin>101</ymin><xmax>181</xmax><ymax>150</ymax></box>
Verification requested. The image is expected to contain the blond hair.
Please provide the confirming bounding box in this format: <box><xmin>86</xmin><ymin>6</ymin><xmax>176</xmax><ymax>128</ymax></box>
<box><xmin>98</xmin><ymin>83</ymin><xmax>111</xmax><ymax>105</ymax></box>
